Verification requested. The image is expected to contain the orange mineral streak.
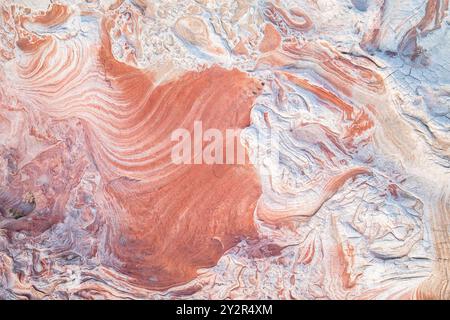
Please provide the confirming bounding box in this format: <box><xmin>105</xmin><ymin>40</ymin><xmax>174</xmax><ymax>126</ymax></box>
<box><xmin>404</xmin><ymin>0</ymin><xmax>448</xmax><ymax>36</ymax></box>
<box><xmin>360</xmin><ymin>0</ymin><xmax>385</xmax><ymax>51</ymax></box>
<box><xmin>29</xmin><ymin>4</ymin><xmax>72</xmax><ymax>27</ymax></box>
<box><xmin>332</xmin><ymin>219</ymin><xmax>360</xmax><ymax>291</ymax></box>
<box><xmin>280</xmin><ymin>71</ymin><xmax>354</xmax><ymax>120</ymax></box>
<box><xmin>259</xmin><ymin>23</ymin><xmax>282</xmax><ymax>53</ymax></box>
<box><xmin>233</xmin><ymin>39</ymin><xmax>249</xmax><ymax>56</ymax></box>
<box><xmin>343</xmin><ymin>108</ymin><xmax>374</xmax><ymax>147</ymax></box>
<box><xmin>399</xmin><ymin>0</ymin><xmax>449</xmax><ymax>61</ymax></box>
<box><xmin>107</xmin><ymin>0</ymin><xmax>126</xmax><ymax>11</ymax></box>
<box><xmin>362</xmin><ymin>0</ymin><xmax>449</xmax><ymax>61</ymax></box>
<box><xmin>13</xmin><ymin>4</ymin><xmax>72</xmax><ymax>53</ymax></box>
<box><xmin>16</xmin><ymin>35</ymin><xmax>51</xmax><ymax>53</ymax></box>
<box><xmin>257</xmin><ymin>167</ymin><xmax>370</xmax><ymax>225</ymax></box>
<box><xmin>258</xmin><ymin>41</ymin><xmax>385</xmax><ymax>96</ymax></box>
<box><xmin>333</xmin><ymin>238</ymin><xmax>362</xmax><ymax>290</ymax></box>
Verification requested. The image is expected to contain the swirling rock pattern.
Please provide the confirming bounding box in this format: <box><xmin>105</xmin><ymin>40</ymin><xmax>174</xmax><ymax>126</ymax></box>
<box><xmin>0</xmin><ymin>0</ymin><xmax>448</xmax><ymax>300</ymax></box>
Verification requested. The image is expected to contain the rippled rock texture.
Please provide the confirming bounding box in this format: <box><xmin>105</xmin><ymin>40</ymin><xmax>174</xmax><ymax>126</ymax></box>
<box><xmin>0</xmin><ymin>0</ymin><xmax>449</xmax><ymax>300</ymax></box>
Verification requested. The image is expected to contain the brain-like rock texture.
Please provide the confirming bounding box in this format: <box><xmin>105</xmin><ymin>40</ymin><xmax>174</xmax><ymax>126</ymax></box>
<box><xmin>0</xmin><ymin>0</ymin><xmax>449</xmax><ymax>300</ymax></box>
